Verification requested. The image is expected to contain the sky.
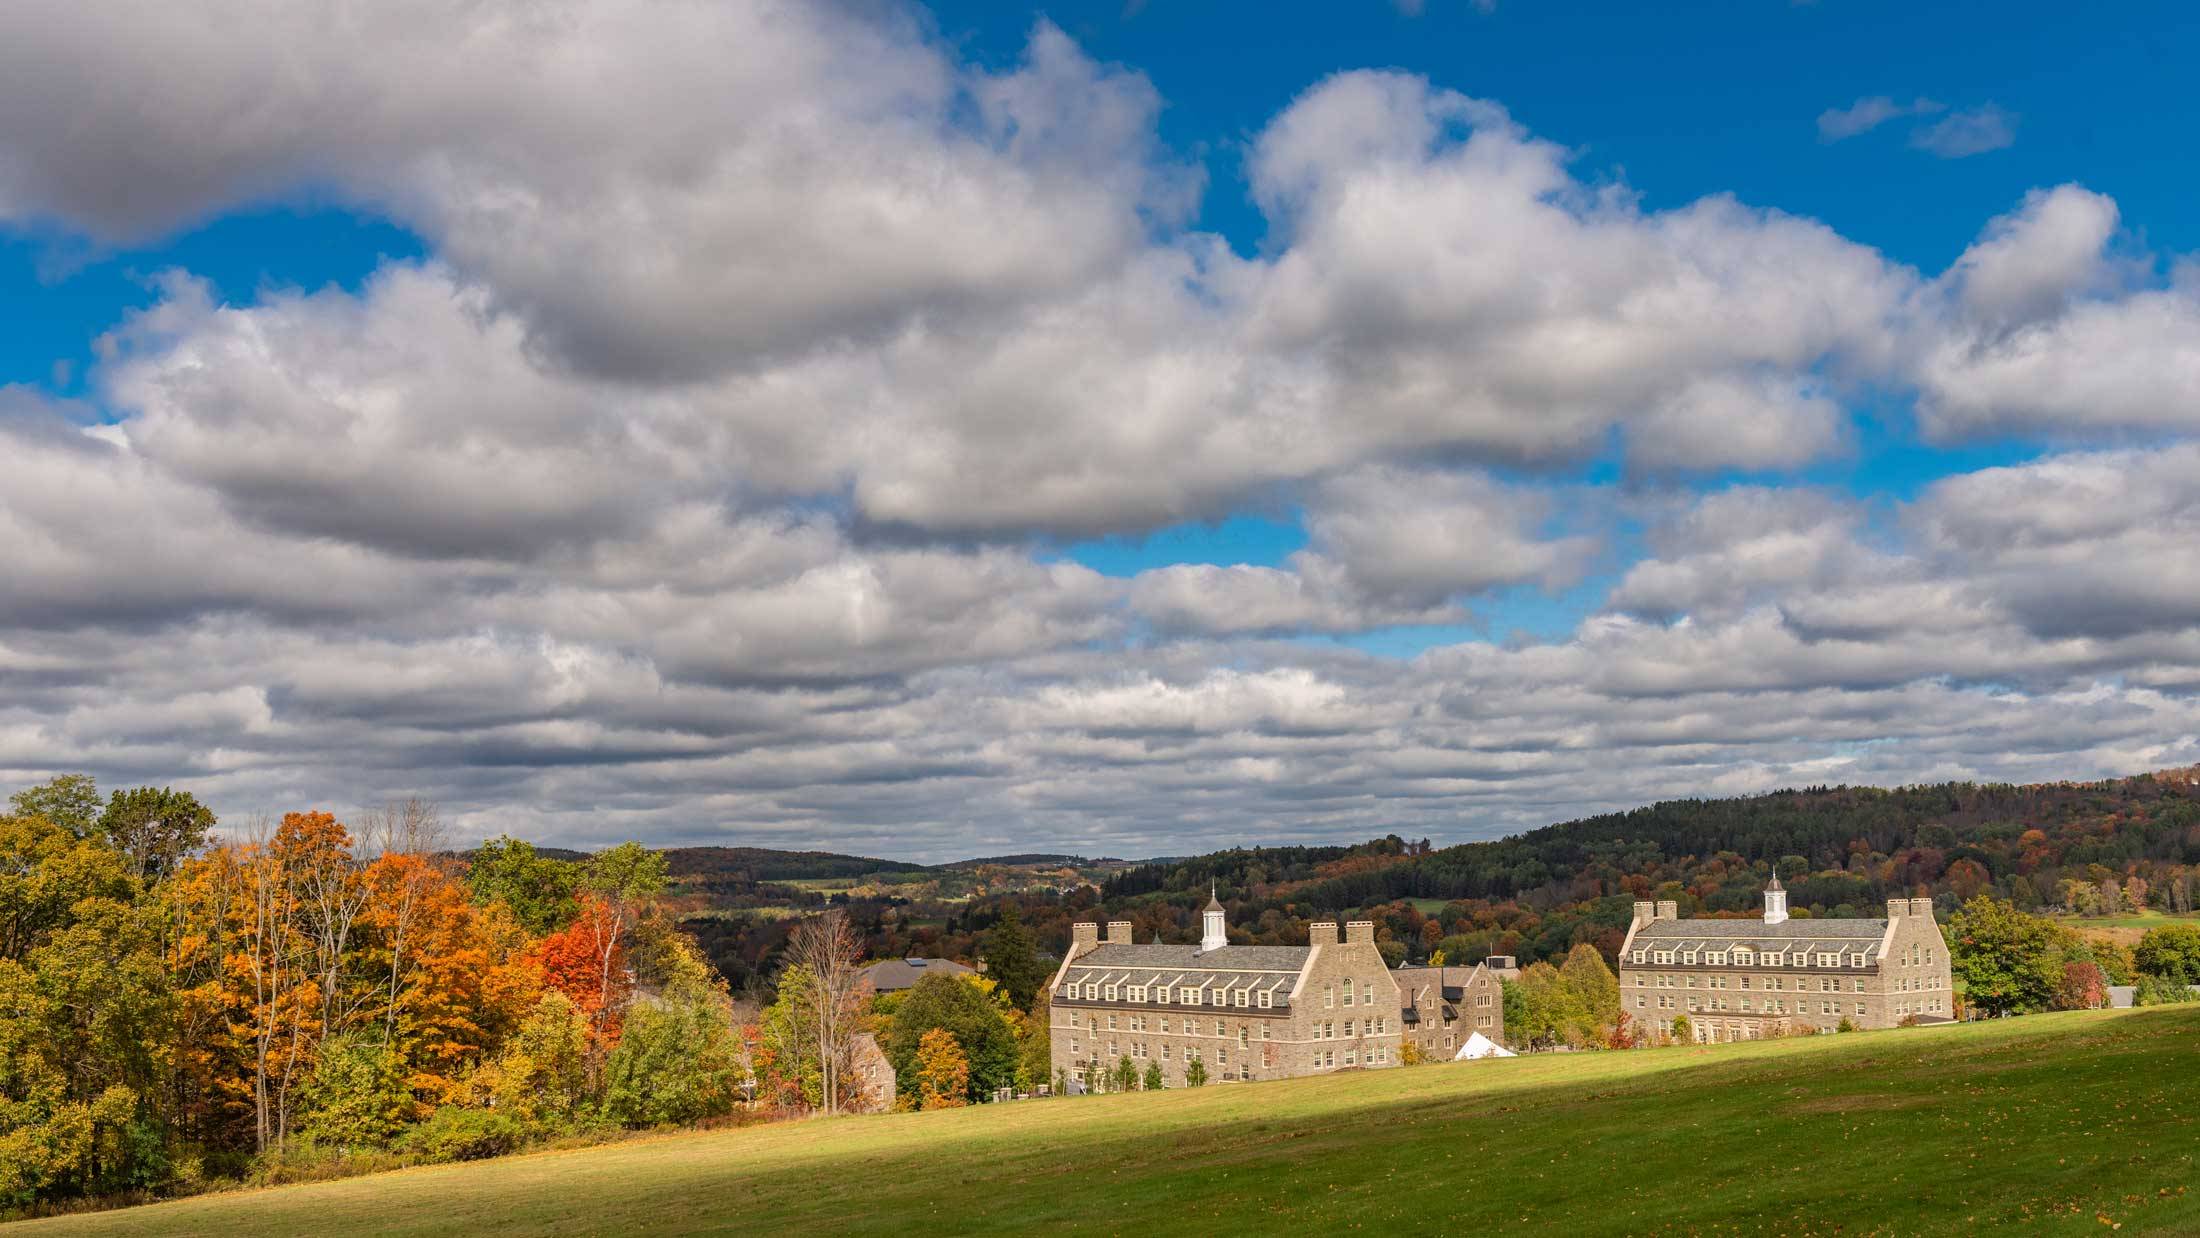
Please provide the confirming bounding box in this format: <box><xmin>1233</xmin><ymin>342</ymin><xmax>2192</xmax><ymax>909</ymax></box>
<box><xmin>3</xmin><ymin>0</ymin><xmax>2200</xmax><ymax>862</ymax></box>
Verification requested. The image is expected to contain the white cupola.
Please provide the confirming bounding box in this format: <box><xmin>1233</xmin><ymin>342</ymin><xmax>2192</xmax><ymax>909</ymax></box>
<box><xmin>1762</xmin><ymin>872</ymin><xmax>1788</xmax><ymax>924</ymax></box>
<box><xmin>1201</xmin><ymin>884</ymin><xmax>1228</xmax><ymax>952</ymax></box>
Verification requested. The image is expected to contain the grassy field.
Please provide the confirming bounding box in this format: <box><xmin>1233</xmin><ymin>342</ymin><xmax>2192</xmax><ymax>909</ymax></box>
<box><xmin>24</xmin><ymin>1007</ymin><xmax>2199</xmax><ymax>1236</ymax></box>
<box><xmin>2055</xmin><ymin>908</ymin><xmax>2200</xmax><ymax>946</ymax></box>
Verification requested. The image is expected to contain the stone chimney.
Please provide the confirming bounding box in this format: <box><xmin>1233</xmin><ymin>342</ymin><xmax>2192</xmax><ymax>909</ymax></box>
<box><xmin>1911</xmin><ymin>897</ymin><xmax>1936</xmax><ymax>920</ymax></box>
<box><xmin>1070</xmin><ymin>922</ymin><xmax>1100</xmax><ymax>955</ymax></box>
<box><xmin>1632</xmin><ymin>900</ymin><xmax>1657</xmax><ymax>928</ymax></box>
<box><xmin>1656</xmin><ymin>899</ymin><xmax>1678</xmax><ymax>922</ymax></box>
<box><xmin>1309</xmin><ymin>921</ymin><xmax>1340</xmax><ymax>947</ymax></box>
<box><xmin>1345</xmin><ymin>920</ymin><xmax>1375</xmax><ymax>945</ymax></box>
<box><xmin>1885</xmin><ymin>898</ymin><xmax>1907</xmax><ymax>921</ymax></box>
<box><xmin>1105</xmin><ymin>920</ymin><xmax>1133</xmax><ymax>946</ymax></box>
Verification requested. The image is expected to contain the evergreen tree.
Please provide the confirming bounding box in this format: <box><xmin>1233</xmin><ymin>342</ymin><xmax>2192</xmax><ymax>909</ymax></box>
<box><xmin>982</xmin><ymin>906</ymin><xmax>1044</xmax><ymax>1011</ymax></box>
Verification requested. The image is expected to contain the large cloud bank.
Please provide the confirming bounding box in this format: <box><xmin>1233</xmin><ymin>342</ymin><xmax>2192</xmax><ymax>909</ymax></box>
<box><xmin>3</xmin><ymin>1</ymin><xmax>2198</xmax><ymax>858</ymax></box>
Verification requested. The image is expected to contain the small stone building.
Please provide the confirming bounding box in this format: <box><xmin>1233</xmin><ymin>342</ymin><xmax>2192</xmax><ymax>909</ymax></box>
<box><xmin>1618</xmin><ymin>877</ymin><xmax>1954</xmax><ymax>1040</ymax></box>
<box><xmin>1047</xmin><ymin>892</ymin><xmax>1401</xmax><ymax>1087</ymax></box>
<box><xmin>846</xmin><ymin>1032</ymin><xmax>896</xmax><ymax>1112</ymax></box>
<box><xmin>1392</xmin><ymin>961</ymin><xmax>1505</xmax><ymax>1059</ymax></box>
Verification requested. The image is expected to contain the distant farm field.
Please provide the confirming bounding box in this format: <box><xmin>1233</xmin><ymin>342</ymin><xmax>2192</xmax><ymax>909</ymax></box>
<box><xmin>25</xmin><ymin>1008</ymin><xmax>2200</xmax><ymax>1236</ymax></box>
<box><xmin>2056</xmin><ymin>909</ymin><xmax>2200</xmax><ymax>945</ymax></box>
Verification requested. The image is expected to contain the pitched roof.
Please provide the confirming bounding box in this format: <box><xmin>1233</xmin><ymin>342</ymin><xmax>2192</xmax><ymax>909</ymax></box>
<box><xmin>1634</xmin><ymin>918</ymin><xmax>1885</xmax><ymax>941</ymax></box>
<box><xmin>862</xmin><ymin>957</ymin><xmax>974</xmax><ymax>991</ymax></box>
<box><xmin>1070</xmin><ymin>942</ymin><xmax>1312</xmax><ymax>971</ymax></box>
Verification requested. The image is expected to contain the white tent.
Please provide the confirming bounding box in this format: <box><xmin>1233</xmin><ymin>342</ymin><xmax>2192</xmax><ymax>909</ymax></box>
<box><xmin>1453</xmin><ymin>1031</ymin><xmax>1516</xmax><ymax>1060</ymax></box>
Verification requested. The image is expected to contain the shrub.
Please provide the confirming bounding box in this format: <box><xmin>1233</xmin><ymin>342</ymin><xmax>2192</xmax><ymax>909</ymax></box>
<box><xmin>399</xmin><ymin>1108</ymin><xmax>529</xmax><ymax>1164</ymax></box>
<box><xmin>2133</xmin><ymin>975</ymin><xmax>2200</xmax><ymax>1007</ymax></box>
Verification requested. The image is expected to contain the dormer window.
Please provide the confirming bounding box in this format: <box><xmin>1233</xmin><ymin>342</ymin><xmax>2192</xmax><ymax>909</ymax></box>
<box><xmin>1655</xmin><ymin>950</ymin><xmax>1673</xmax><ymax>964</ymax></box>
<box><xmin>1257</xmin><ymin>989</ymin><xmax>1272</xmax><ymax>1009</ymax></box>
<box><xmin>1708</xmin><ymin>951</ymin><xmax>1727</xmax><ymax>966</ymax></box>
<box><xmin>1185</xmin><ymin>987</ymin><xmax>1202</xmax><ymax>1006</ymax></box>
<box><xmin>1682</xmin><ymin>951</ymin><xmax>1697</xmax><ymax>965</ymax></box>
<box><xmin>1632</xmin><ymin>950</ymin><xmax>1646</xmax><ymax>964</ymax></box>
<box><xmin>1763</xmin><ymin>951</ymin><xmax>1783</xmax><ymax>967</ymax></box>
<box><xmin>1850</xmin><ymin>952</ymin><xmax>1867</xmax><ymax>967</ymax></box>
<box><xmin>1104</xmin><ymin>985</ymin><xmax>1118</xmax><ymax>1002</ymax></box>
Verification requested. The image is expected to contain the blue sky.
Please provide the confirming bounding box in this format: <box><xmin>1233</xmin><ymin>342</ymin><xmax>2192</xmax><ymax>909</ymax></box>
<box><xmin>3</xmin><ymin>0</ymin><xmax>2199</xmax><ymax>858</ymax></box>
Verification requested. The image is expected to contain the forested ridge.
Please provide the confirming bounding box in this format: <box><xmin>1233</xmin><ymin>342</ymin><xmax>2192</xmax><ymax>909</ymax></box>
<box><xmin>1090</xmin><ymin>770</ymin><xmax>2200</xmax><ymax>967</ymax></box>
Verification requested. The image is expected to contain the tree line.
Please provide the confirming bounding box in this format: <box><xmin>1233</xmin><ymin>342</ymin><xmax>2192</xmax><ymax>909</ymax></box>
<box><xmin>1</xmin><ymin>777</ymin><xmax>740</xmax><ymax>1214</ymax></box>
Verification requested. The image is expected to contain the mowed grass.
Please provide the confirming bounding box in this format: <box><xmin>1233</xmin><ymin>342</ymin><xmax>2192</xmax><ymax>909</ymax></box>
<box><xmin>25</xmin><ymin>1007</ymin><xmax>2200</xmax><ymax>1237</ymax></box>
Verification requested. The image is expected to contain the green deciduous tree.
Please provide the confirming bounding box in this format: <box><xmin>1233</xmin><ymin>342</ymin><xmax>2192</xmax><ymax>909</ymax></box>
<box><xmin>464</xmin><ymin>837</ymin><xmax>580</xmax><ymax>935</ymax></box>
<box><xmin>486</xmin><ymin>991</ymin><xmax>593</xmax><ymax>1126</ymax></box>
<box><xmin>8</xmin><ymin>774</ymin><xmax>102</xmax><ymax>838</ymax></box>
<box><xmin>1948</xmin><ymin>896</ymin><xmax>2064</xmax><ymax>1017</ymax></box>
<box><xmin>1143</xmin><ymin>1060</ymin><xmax>1163</xmax><ymax>1091</ymax></box>
<box><xmin>2132</xmin><ymin>924</ymin><xmax>2200</xmax><ymax>984</ymax></box>
<box><xmin>604</xmin><ymin>988</ymin><xmax>743</xmax><ymax>1127</ymax></box>
<box><xmin>97</xmin><ymin>786</ymin><xmax>215</xmax><ymax>883</ymax></box>
<box><xmin>1183</xmin><ymin>1057</ymin><xmax>1207</xmax><ymax>1087</ymax></box>
<box><xmin>300</xmin><ymin>1033</ymin><xmax>413</xmax><ymax>1149</ymax></box>
<box><xmin>882</xmin><ymin>973</ymin><xmax>1016</xmax><ymax>1106</ymax></box>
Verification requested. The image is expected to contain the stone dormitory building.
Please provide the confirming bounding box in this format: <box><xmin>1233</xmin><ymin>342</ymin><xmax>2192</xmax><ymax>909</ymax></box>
<box><xmin>1618</xmin><ymin>876</ymin><xmax>1954</xmax><ymax>1042</ymax></box>
<box><xmin>1048</xmin><ymin>893</ymin><xmax>1403</xmax><ymax>1087</ymax></box>
<box><xmin>1391</xmin><ymin>960</ymin><xmax>1505</xmax><ymax>1059</ymax></box>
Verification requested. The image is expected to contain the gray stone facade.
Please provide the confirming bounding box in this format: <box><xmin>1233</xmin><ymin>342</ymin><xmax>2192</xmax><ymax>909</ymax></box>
<box><xmin>1392</xmin><ymin>962</ymin><xmax>1504</xmax><ymax>1059</ymax></box>
<box><xmin>1047</xmin><ymin>912</ymin><xmax>1402</xmax><ymax>1088</ymax></box>
<box><xmin>1617</xmin><ymin>880</ymin><xmax>1954</xmax><ymax>1041</ymax></box>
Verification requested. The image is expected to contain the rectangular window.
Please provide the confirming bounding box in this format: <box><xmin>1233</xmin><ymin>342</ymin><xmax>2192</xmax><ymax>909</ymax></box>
<box><xmin>1262</xmin><ymin>1024</ymin><xmax>1271</xmax><ymax>1040</ymax></box>
<box><xmin>1214</xmin><ymin>1020</ymin><xmax>1225</xmax><ymax>1037</ymax></box>
<box><xmin>1344</xmin><ymin>1050</ymin><xmax>1356</xmax><ymax>1066</ymax></box>
<box><xmin>1344</xmin><ymin>1020</ymin><xmax>1355</xmax><ymax>1037</ymax></box>
<box><xmin>1234</xmin><ymin>989</ymin><xmax>1247</xmax><ymax>1008</ymax></box>
<box><xmin>1107</xmin><ymin>1014</ymin><xmax>1117</xmax><ymax>1030</ymax></box>
<box><xmin>1325</xmin><ymin>984</ymin><xmax>1335</xmax><ymax>1009</ymax></box>
<box><xmin>1104</xmin><ymin>985</ymin><xmax>1118</xmax><ymax>1001</ymax></box>
<box><xmin>1257</xmin><ymin>990</ymin><xmax>1272</xmax><ymax>1009</ymax></box>
<box><xmin>1632</xmin><ymin>950</ymin><xmax>1646</xmax><ymax>964</ymax></box>
<box><xmin>1363</xmin><ymin>982</ymin><xmax>1374</xmax><ymax>1005</ymax></box>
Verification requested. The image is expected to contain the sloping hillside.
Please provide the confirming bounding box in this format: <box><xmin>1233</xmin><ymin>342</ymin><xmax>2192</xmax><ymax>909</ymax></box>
<box><xmin>29</xmin><ymin>1007</ymin><xmax>2200</xmax><ymax>1236</ymax></box>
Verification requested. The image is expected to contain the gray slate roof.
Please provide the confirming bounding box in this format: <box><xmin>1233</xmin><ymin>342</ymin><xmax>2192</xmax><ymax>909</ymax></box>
<box><xmin>862</xmin><ymin>957</ymin><xmax>974</xmax><ymax>992</ymax></box>
<box><xmin>1635</xmin><ymin>919</ymin><xmax>1887</xmax><ymax>940</ymax></box>
<box><xmin>1070</xmin><ymin>943</ymin><xmax>1312</xmax><ymax>971</ymax></box>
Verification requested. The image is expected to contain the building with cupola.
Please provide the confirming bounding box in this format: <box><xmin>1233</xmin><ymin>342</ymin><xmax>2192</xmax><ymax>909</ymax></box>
<box><xmin>1617</xmin><ymin>876</ymin><xmax>1954</xmax><ymax>1040</ymax></box>
<box><xmin>1046</xmin><ymin>890</ymin><xmax>1402</xmax><ymax>1088</ymax></box>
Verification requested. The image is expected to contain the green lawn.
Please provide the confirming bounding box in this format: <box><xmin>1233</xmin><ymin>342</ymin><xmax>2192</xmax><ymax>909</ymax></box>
<box><xmin>1406</xmin><ymin>896</ymin><xmax>1454</xmax><ymax>915</ymax></box>
<box><xmin>26</xmin><ymin>1008</ymin><xmax>2200</xmax><ymax>1236</ymax></box>
<box><xmin>2053</xmin><ymin>909</ymin><xmax>2200</xmax><ymax>932</ymax></box>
